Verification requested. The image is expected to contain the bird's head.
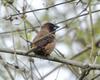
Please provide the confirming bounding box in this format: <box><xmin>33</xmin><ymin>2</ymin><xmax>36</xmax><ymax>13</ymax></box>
<box><xmin>42</xmin><ymin>23</ymin><xmax>59</xmax><ymax>33</ymax></box>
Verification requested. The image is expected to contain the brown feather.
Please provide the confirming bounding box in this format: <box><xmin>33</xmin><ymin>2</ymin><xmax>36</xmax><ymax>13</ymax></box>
<box><xmin>31</xmin><ymin>23</ymin><xmax>58</xmax><ymax>56</ymax></box>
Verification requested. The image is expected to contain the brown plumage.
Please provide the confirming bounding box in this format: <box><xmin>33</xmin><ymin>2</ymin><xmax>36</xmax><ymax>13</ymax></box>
<box><xmin>31</xmin><ymin>23</ymin><xmax>59</xmax><ymax>56</ymax></box>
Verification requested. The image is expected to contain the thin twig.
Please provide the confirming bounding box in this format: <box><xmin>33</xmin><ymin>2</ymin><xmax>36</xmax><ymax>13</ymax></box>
<box><xmin>4</xmin><ymin>65</ymin><xmax>14</xmax><ymax>80</ymax></box>
<box><xmin>4</xmin><ymin>0</ymin><xmax>75</xmax><ymax>17</ymax></box>
<box><xmin>71</xmin><ymin>45</ymin><xmax>91</xmax><ymax>59</ymax></box>
<box><xmin>79</xmin><ymin>67</ymin><xmax>91</xmax><ymax>80</ymax></box>
<box><xmin>39</xmin><ymin>64</ymin><xmax>64</xmax><ymax>80</ymax></box>
<box><xmin>0</xmin><ymin>9</ymin><xmax>100</xmax><ymax>35</ymax></box>
<box><xmin>91</xmin><ymin>73</ymin><xmax>100</xmax><ymax>80</ymax></box>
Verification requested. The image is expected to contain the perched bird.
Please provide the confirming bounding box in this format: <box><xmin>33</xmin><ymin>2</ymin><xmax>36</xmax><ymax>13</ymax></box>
<box><xmin>30</xmin><ymin>23</ymin><xmax>59</xmax><ymax>56</ymax></box>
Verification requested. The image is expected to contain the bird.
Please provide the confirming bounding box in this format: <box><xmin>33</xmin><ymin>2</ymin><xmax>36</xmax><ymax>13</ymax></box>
<box><xmin>29</xmin><ymin>23</ymin><xmax>59</xmax><ymax>56</ymax></box>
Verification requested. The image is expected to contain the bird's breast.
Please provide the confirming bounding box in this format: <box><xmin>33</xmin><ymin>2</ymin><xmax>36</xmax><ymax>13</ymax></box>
<box><xmin>32</xmin><ymin>34</ymin><xmax>55</xmax><ymax>56</ymax></box>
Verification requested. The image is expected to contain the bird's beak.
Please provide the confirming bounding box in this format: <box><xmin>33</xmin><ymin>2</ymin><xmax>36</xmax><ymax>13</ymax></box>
<box><xmin>54</xmin><ymin>26</ymin><xmax>59</xmax><ymax>30</ymax></box>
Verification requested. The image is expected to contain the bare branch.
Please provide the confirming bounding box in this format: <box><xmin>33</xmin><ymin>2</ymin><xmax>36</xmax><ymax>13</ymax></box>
<box><xmin>0</xmin><ymin>48</ymin><xmax>100</xmax><ymax>70</ymax></box>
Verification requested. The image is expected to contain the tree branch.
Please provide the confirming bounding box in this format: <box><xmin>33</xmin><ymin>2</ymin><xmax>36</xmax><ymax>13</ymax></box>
<box><xmin>0</xmin><ymin>48</ymin><xmax>100</xmax><ymax>70</ymax></box>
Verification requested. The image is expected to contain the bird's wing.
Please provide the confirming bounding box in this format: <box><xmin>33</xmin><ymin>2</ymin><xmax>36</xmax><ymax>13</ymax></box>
<box><xmin>31</xmin><ymin>30</ymin><xmax>55</xmax><ymax>48</ymax></box>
